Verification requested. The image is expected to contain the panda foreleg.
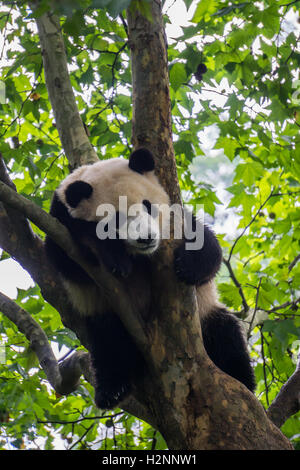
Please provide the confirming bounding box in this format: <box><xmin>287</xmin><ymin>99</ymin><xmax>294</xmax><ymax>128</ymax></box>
<box><xmin>85</xmin><ymin>312</ymin><xmax>145</xmax><ymax>409</ymax></box>
<box><xmin>201</xmin><ymin>308</ymin><xmax>256</xmax><ymax>392</ymax></box>
<box><xmin>45</xmin><ymin>192</ymin><xmax>99</xmax><ymax>282</ymax></box>
<box><xmin>174</xmin><ymin>216</ymin><xmax>222</xmax><ymax>286</ymax></box>
<box><xmin>96</xmin><ymin>238</ymin><xmax>133</xmax><ymax>278</ymax></box>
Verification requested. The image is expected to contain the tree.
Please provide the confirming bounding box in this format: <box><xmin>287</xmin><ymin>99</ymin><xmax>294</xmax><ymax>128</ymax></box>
<box><xmin>0</xmin><ymin>0</ymin><xmax>299</xmax><ymax>450</ymax></box>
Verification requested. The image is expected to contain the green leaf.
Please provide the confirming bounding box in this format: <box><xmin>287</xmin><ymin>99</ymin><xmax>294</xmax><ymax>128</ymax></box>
<box><xmin>213</xmin><ymin>2</ymin><xmax>248</xmax><ymax>18</ymax></box>
<box><xmin>129</xmin><ymin>0</ymin><xmax>152</xmax><ymax>22</ymax></box>
<box><xmin>24</xmin><ymin>347</ymin><xmax>39</xmax><ymax>372</ymax></box>
<box><xmin>183</xmin><ymin>0</ymin><xmax>194</xmax><ymax>10</ymax></box>
<box><xmin>263</xmin><ymin>320</ymin><xmax>300</xmax><ymax>348</ymax></box>
<box><xmin>218</xmin><ymin>283</ymin><xmax>242</xmax><ymax>309</ymax></box>
<box><xmin>91</xmin><ymin>0</ymin><xmax>111</xmax><ymax>7</ymax></box>
<box><xmin>215</xmin><ymin>136</ymin><xmax>239</xmax><ymax>161</ymax></box>
<box><xmin>106</xmin><ymin>0</ymin><xmax>131</xmax><ymax>17</ymax></box>
<box><xmin>234</xmin><ymin>162</ymin><xmax>264</xmax><ymax>186</ymax></box>
<box><xmin>169</xmin><ymin>63</ymin><xmax>187</xmax><ymax>92</ymax></box>
<box><xmin>269</xmin><ymin>97</ymin><xmax>289</xmax><ymax>122</ymax></box>
<box><xmin>192</xmin><ymin>0</ymin><xmax>217</xmax><ymax>22</ymax></box>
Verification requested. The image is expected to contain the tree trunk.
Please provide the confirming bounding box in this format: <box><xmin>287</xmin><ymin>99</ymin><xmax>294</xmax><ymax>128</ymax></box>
<box><xmin>127</xmin><ymin>1</ymin><xmax>181</xmax><ymax>204</ymax></box>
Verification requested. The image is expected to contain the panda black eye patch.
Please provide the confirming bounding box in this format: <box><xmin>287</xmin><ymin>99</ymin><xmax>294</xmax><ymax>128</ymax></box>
<box><xmin>65</xmin><ymin>181</ymin><xmax>93</xmax><ymax>208</ymax></box>
<box><xmin>142</xmin><ymin>200</ymin><xmax>152</xmax><ymax>214</ymax></box>
<box><xmin>143</xmin><ymin>200</ymin><xmax>158</xmax><ymax>217</ymax></box>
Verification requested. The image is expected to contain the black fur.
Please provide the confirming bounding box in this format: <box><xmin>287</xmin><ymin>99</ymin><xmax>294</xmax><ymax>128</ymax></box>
<box><xmin>174</xmin><ymin>217</ymin><xmax>222</xmax><ymax>285</ymax></box>
<box><xmin>86</xmin><ymin>312</ymin><xmax>145</xmax><ymax>409</ymax></box>
<box><xmin>97</xmin><ymin>237</ymin><xmax>133</xmax><ymax>278</ymax></box>
<box><xmin>201</xmin><ymin>308</ymin><xmax>256</xmax><ymax>392</ymax></box>
<box><xmin>45</xmin><ymin>193</ymin><xmax>98</xmax><ymax>284</ymax></box>
<box><xmin>65</xmin><ymin>181</ymin><xmax>93</xmax><ymax>208</ymax></box>
<box><xmin>129</xmin><ymin>148</ymin><xmax>155</xmax><ymax>174</ymax></box>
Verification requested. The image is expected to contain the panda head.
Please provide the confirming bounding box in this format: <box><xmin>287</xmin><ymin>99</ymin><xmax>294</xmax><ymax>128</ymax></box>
<box><xmin>57</xmin><ymin>149</ymin><xmax>170</xmax><ymax>255</ymax></box>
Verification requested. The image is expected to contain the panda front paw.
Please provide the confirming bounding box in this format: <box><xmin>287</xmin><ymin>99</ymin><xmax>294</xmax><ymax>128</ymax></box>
<box><xmin>95</xmin><ymin>382</ymin><xmax>130</xmax><ymax>410</ymax></box>
<box><xmin>174</xmin><ymin>249</ymin><xmax>206</xmax><ymax>285</ymax></box>
<box><xmin>99</xmin><ymin>239</ymin><xmax>133</xmax><ymax>278</ymax></box>
<box><xmin>174</xmin><ymin>227</ymin><xmax>222</xmax><ymax>286</ymax></box>
<box><xmin>174</xmin><ymin>244</ymin><xmax>217</xmax><ymax>286</ymax></box>
<box><xmin>106</xmin><ymin>257</ymin><xmax>133</xmax><ymax>279</ymax></box>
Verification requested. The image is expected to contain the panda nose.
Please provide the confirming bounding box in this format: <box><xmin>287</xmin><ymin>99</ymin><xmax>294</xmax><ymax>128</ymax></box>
<box><xmin>137</xmin><ymin>235</ymin><xmax>154</xmax><ymax>245</ymax></box>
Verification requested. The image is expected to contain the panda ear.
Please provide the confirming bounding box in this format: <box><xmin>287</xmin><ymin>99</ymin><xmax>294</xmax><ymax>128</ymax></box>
<box><xmin>129</xmin><ymin>148</ymin><xmax>155</xmax><ymax>174</ymax></box>
<box><xmin>65</xmin><ymin>181</ymin><xmax>93</xmax><ymax>208</ymax></box>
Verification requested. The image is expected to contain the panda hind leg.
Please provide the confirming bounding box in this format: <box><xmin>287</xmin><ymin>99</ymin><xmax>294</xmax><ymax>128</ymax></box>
<box><xmin>85</xmin><ymin>312</ymin><xmax>145</xmax><ymax>409</ymax></box>
<box><xmin>201</xmin><ymin>308</ymin><xmax>256</xmax><ymax>392</ymax></box>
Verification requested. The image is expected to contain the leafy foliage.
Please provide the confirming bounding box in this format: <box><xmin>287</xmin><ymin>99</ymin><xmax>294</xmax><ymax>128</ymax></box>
<box><xmin>0</xmin><ymin>0</ymin><xmax>299</xmax><ymax>449</ymax></box>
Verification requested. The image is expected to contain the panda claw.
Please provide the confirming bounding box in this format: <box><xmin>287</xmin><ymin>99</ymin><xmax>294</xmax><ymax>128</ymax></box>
<box><xmin>95</xmin><ymin>382</ymin><xmax>131</xmax><ymax>409</ymax></box>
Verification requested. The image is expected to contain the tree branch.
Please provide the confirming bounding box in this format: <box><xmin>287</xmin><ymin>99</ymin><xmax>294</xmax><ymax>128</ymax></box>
<box><xmin>35</xmin><ymin>9</ymin><xmax>98</xmax><ymax>169</ymax></box>
<box><xmin>0</xmin><ymin>290</ymin><xmax>91</xmax><ymax>395</ymax></box>
<box><xmin>0</xmin><ymin>155</ymin><xmax>50</xmax><ymax>288</ymax></box>
<box><xmin>289</xmin><ymin>254</ymin><xmax>300</xmax><ymax>272</ymax></box>
<box><xmin>0</xmin><ymin>156</ymin><xmax>82</xmax><ymax>335</ymax></box>
<box><xmin>267</xmin><ymin>351</ymin><xmax>300</xmax><ymax>428</ymax></box>
<box><xmin>227</xmin><ymin>189</ymin><xmax>278</xmax><ymax>263</ymax></box>
<box><xmin>223</xmin><ymin>257</ymin><xmax>250</xmax><ymax>314</ymax></box>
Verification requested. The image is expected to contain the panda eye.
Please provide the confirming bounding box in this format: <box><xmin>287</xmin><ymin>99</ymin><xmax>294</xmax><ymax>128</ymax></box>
<box><xmin>143</xmin><ymin>200</ymin><xmax>158</xmax><ymax>217</ymax></box>
<box><xmin>142</xmin><ymin>200</ymin><xmax>152</xmax><ymax>214</ymax></box>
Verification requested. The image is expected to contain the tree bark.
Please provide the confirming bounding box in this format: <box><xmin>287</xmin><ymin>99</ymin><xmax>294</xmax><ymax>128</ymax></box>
<box><xmin>267</xmin><ymin>351</ymin><xmax>300</xmax><ymax>428</ymax></box>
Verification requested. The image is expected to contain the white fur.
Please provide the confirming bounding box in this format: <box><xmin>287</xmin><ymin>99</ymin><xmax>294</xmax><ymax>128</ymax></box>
<box><xmin>63</xmin><ymin>279</ymin><xmax>104</xmax><ymax>316</ymax></box>
<box><xmin>57</xmin><ymin>158</ymin><xmax>170</xmax><ymax>221</ymax></box>
<box><xmin>125</xmin><ymin>212</ymin><xmax>160</xmax><ymax>254</ymax></box>
<box><xmin>196</xmin><ymin>281</ymin><xmax>222</xmax><ymax>319</ymax></box>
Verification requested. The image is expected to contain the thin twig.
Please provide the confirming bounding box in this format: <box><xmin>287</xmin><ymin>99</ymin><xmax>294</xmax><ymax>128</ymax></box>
<box><xmin>263</xmin><ymin>297</ymin><xmax>300</xmax><ymax>314</ymax></box>
<box><xmin>289</xmin><ymin>254</ymin><xmax>300</xmax><ymax>272</ymax></box>
<box><xmin>119</xmin><ymin>13</ymin><xmax>128</xmax><ymax>37</ymax></box>
<box><xmin>228</xmin><ymin>189</ymin><xmax>276</xmax><ymax>263</ymax></box>
<box><xmin>37</xmin><ymin>412</ymin><xmax>124</xmax><ymax>425</ymax></box>
<box><xmin>68</xmin><ymin>423</ymin><xmax>95</xmax><ymax>450</ymax></box>
<box><xmin>222</xmin><ymin>257</ymin><xmax>250</xmax><ymax>314</ymax></box>
<box><xmin>260</xmin><ymin>326</ymin><xmax>270</xmax><ymax>407</ymax></box>
<box><xmin>247</xmin><ymin>278</ymin><xmax>262</xmax><ymax>339</ymax></box>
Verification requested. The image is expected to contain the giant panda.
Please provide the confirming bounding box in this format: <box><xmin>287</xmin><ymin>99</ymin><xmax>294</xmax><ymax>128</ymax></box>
<box><xmin>45</xmin><ymin>148</ymin><xmax>255</xmax><ymax>409</ymax></box>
